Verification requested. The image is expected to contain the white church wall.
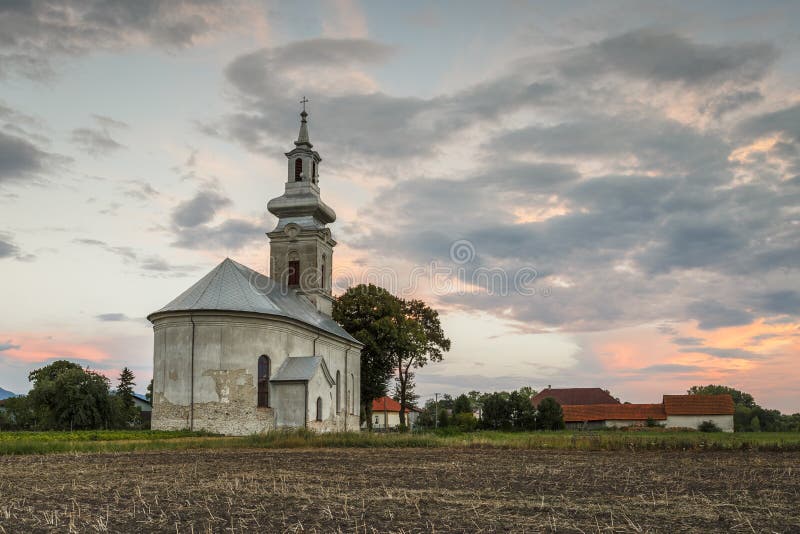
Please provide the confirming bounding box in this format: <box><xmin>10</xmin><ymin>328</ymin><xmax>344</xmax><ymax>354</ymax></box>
<box><xmin>151</xmin><ymin>311</ymin><xmax>360</xmax><ymax>435</ymax></box>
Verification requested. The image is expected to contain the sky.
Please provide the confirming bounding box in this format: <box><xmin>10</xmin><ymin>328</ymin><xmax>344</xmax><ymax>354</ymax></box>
<box><xmin>0</xmin><ymin>0</ymin><xmax>799</xmax><ymax>412</ymax></box>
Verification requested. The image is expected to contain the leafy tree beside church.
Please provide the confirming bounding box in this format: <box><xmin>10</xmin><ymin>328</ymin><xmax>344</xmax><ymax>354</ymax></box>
<box><xmin>333</xmin><ymin>284</ymin><xmax>450</xmax><ymax>430</ymax></box>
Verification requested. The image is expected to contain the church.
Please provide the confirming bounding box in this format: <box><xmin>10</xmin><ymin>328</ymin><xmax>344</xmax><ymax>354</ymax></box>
<box><xmin>147</xmin><ymin>106</ymin><xmax>362</xmax><ymax>435</ymax></box>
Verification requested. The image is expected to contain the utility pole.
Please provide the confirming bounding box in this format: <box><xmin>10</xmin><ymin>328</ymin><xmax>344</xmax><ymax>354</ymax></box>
<box><xmin>434</xmin><ymin>393</ymin><xmax>439</xmax><ymax>429</ymax></box>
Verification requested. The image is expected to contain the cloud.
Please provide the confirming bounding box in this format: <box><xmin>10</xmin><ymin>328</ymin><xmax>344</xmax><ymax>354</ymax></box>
<box><xmin>171</xmin><ymin>190</ymin><xmax>231</xmax><ymax>228</ymax></box>
<box><xmin>123</xmin><ymin>181</ymin><xmax>159</xmax><ymax>201</ymax></box>
<box><xmin>171</xmin><ymin>217</ymin><xmax>265</xmax><ymax>250</ymax></box>
<box><xmin>739</xmin><ymin>103</ymin><xmax>800</xmax><ymax>143</ymax></box>
<box><xmin>219</xmin><ymin>38</ymin><xmax>559</xmax><ymax>161</ymax></box>
<box><xmin>73</xmin><ymin>238</ymin><xmax>195</xmax><ymax>276</ymax></box>
<box><xmin>0</xmin><ymin>233</ymin><xmax>34</xmax><ymax>262</ymax></box>
<box><xmin>70</xmin><ymin>114</ymin><xmax>128</xmax><ymax>156</ymax></box>
<box><xmin>679</xmin><ymin>346</ymin><xmax>762</xmax><ymax>360</ymax></box>
<box><xmin>0</xmin><ymin>236</ymin><xmax>20</xmax><ymax>259</ymax></box>
<box><xmin>211</xmin><ymin>29</ymin><xmax>799</xmax><ymax>336</ymax></box>
<box><xmin>638</xmin><ymin>363</ymin><xmax>703</xmax><ymax>373</ymax></box>
<box><xmin>490</xmin><ymin>115</ymin><xmax>729</xmax><ymax>173</ymax></box>
<box><xmin>561</xmin><ymin>29</ymin><xmax>777</xmax><ymax>86</ymax></box>
<box><xmin>686</xmin><ymin>301</ymin><xmax>754</xmax><ymax>330</ymax></box>
<box><xmin>0</xmin><ymin>130</ymin><xmax>55</xmax><ymax>183</ymax></box>
<box><xmin>0</xmin><ymin>340</ymin><xmax>21</xmax><ymax>352</ymax></box>
<box><xmin>671</xmin><ymin>336</ymin><xmax>705</xmax><ymax>346</ymax></box>
<box><xmin>95</xmin><ymin>313</ymin><xmax>131</xmax><ymax>322</ymax></box>
<box><xmin>0</xmin><ymin>0</ymin><xmax>251</xmax><ymax>79</ymax></box>
<box><xmin>756</xmin><ymin>291</ymin><xmax>800</xmax><ymax>316</ymax></box>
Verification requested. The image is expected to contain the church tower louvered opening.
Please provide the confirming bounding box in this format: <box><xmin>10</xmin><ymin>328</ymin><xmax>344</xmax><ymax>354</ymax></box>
<box><xmin>266</xmin><ymin>100</ymin><xmax>336</xmax><ymax>316</ymax></box>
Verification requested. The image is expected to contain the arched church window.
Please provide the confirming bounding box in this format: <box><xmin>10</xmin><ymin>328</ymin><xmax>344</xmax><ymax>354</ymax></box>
<box><xmin>312</xmin><ymin>161</ymin><xmax>316</xmax><ymax>179</ymax></box>
<box><xmin>336</xmin><ymin>370</ymin><xmax>341</xmax><ymax>413</ymax></box>
<box><xmin>294</xmin><ymin>158</ymin><xmax>302</xmax><ymax>181</ymax></box>
<box><xmin>257</xmin><ymin>355</ymin><xmax>270</xmax><ymax>407</ymax></box>
<box><xmin>316</xmin><ymin>396</ymin><xmax>323</xmax><ymax>421</ymax></box>
<box><xmin>288</xmin><ymin>260</ymin><xmax>300</xmax><ymax>286</ymax></box>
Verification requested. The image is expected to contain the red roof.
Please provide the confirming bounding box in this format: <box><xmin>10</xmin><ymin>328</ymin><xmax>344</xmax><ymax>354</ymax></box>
<box><xmin>532</xmin><ymin>388</ymin><xmax>620</xmax><ymax>406</ymax></box>
<box><xmin>562</xmin><ymin>403</ymin><xmax>666</xmax><ymax>423</ymax></box>
<box><xmin>663</xmin><ymin>394</ymin><xmax>735</xmax><ymax>415</ymax></box>
<box><xmin>371</xmin><ymin>396</ymin><xmax>414</xmax><ymax>413</ymax></box>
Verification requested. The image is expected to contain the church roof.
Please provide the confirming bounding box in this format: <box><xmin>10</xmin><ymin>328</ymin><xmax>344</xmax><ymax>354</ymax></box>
<box><xmin>148</xmin><ymin>258</ymin><xmax>360</xmax><ymax>345</ymax></box>
<box><xmin>271</xmin><ymin>356</ymin><xmax>334</xmax><ymax>385</ymax></box>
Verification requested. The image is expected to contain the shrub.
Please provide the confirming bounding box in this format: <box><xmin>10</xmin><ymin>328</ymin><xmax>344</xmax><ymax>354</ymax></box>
<box><xmin>698</xmin><ymin>420</ymin><xmax>722</xmax><ymax>432</ymax></box>
<box><xmin>453</xmin><ymin>412</ymin><xmax>478</xmax><ymax>432</ymax></box>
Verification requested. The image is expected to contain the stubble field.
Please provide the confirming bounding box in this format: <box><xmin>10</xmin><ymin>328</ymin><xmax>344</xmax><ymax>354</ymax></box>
<box><xmin>1</xmin><ymin>448</ymin><xmax>798</xmax><ymax>533</ymax></box>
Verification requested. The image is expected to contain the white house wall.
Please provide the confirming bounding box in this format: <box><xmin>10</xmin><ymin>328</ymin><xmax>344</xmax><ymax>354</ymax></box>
<box><xmin>666</xmin><ymin>414</ymin><xmax>734</xmax><ymax>432</ymax></box>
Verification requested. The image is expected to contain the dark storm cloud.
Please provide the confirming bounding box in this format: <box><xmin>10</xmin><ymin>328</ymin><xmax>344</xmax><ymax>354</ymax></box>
<box><xmin>0</xmin><ymin>0</ymin><xmax>245</xmax><ymax>79</ymax></box>
<box><xmin>560</xmin><ymin>29</ymin><xmax>777</xmax><ymax>86</ymax></box>
<box><xmin>686</xmin><ymin>301</ymin><xmax>754</xmax><ymax>330</ymax></box>
<box><xmin>171</xmin><ymin>190</ymin><xmax>231</xmax><ymax>228</ymax></box>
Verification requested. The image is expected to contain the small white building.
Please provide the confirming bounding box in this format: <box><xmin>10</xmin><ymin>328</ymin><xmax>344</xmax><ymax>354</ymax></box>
<box><xmin>368</xmin><ymin>396</ymin><xmax>420</xmax><ymax>430</ymax></box>
<box><xmin>663</xmin><ymin>394</ymin><xmax>735</xmax><ymax>432</ymax></box>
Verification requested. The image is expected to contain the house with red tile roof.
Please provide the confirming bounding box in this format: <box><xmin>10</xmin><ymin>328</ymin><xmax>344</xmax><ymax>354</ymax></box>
<box><xmin>662</xmin><ymin>394</ymin><xmax>734</xmax><ymax>431</ymax></box>
<box><xmin>368</xmin><ymin>396</ymin><xmax>422</xmax><ymax>430</ymax></box>
<box><xmin>560</xmin><ymin>394</ymin><xmax>735</xmax><ymax>431</ymax></box>
<box><xmin>531</xmin><ymin>387</ymin><xmax>620</xmax><ymax>407</ymax></box>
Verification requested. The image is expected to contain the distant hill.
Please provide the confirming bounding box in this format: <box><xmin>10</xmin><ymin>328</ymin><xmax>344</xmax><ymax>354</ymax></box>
<box><xmin>0</xmin><ymin>387</ymin><xmax>16</xmax><ymax>400</ymax></box>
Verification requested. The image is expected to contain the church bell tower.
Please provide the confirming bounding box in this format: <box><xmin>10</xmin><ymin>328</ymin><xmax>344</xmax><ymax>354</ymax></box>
<box><xmin>267</xmin><ymin>101</ymin><xmax>336</xmax><ymax>316</ymax></box>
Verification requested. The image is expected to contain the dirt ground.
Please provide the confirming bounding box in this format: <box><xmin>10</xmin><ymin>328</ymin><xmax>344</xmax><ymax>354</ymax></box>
<box><xmin>0</xmin><ymin>448</ymin><xmax>798</xmax><ymax>533</ymax></box>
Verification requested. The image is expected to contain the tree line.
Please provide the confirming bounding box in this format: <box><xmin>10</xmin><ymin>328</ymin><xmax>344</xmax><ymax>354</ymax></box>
<box><xmin>414</xmin><ymin>388</ymin><xmax>565</xmax><ymax>431</ymax></box>
<box><xmin>0</xmin><ymin>361</ymin><xmax>147</xmax><ymax>431</ymax></box>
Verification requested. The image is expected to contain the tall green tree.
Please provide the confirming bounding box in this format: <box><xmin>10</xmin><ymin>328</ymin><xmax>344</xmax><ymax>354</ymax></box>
<box><xmin>394</xmin><ymin>299</ymin><xmax>451</xmax><ymax>428</ymax></box>
<box><xmin>114</xmin><ymin>367</ymin><xmax>139</xmax><ymax>427</ymax></box>
<box><xmin>333</xmin><ymin>284</ymin><xmax>404</xmax><ymax>429</ymax></box>
<box><xmin>334</xmin><ymin>285</ymin><xmax>450</xmax><ymax>430</ymax></box>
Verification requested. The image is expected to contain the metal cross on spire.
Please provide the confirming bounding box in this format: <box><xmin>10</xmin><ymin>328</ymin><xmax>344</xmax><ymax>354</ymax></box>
<box><xmin>300</xmin><ymin>96</ymin><xmax>309</xmax><ymax>112</ymax></box>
